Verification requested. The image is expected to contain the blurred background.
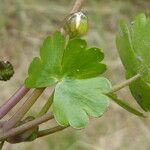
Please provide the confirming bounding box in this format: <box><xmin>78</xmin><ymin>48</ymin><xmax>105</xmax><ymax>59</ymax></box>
<box><xmin>0</xmin><ymin>0</ymin><xmax>150</xmax><ymax>149</ymax></box>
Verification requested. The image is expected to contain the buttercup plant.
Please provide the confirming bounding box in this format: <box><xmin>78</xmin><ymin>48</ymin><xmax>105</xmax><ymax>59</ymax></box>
<box><xmin>0</xmin><ymin>0</ymin><xmax>149</xmax><ymax>149</ymax></box>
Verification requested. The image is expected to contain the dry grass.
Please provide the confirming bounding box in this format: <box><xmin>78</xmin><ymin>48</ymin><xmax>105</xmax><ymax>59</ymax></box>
<box><xmin>0</xmin><ymin>0</ymin><xmax>150</xmax><ymax>150</ymax></box>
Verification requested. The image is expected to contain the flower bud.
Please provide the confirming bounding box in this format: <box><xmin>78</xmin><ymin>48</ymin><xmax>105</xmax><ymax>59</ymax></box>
<box><xmin>0</xmin><ymin>60</ymin><xmax>14</xmax><ymax>81</ymax></box>
<box><xmin>63</xmin><ymin>12</ymin><xmax>88</xmax><ymax>38</ymax></box>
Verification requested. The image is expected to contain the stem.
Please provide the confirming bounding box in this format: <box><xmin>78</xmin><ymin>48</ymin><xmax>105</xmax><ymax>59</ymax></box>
<box><xmin>36</xmin><ymin>72</ymin><xmax>144</xmax><ymax>138</ymax></box>
<box><xmin>0</xmin><ymin>122</ymin><xmax>6</xmax><ymax>128</ymax></box>
<box><xmin>37</xmin><ymin>126</ymin><xmax>68</xmax><ymax>138</ymax></box>
<box><xmin>1</xmin><ymin>0</ymin><xmax>85</xmax><ymax>126</ymax></box>
<box><xmin>70</xmin><ymin>0</ymin><xmax>85</xmax><ymax>13</ymax></box>
<box><xmin>3</xmin><ymin>88</ymin><xmax>44</xmax><ymax>131</ymax></box>
<box><xmin>0</xmin><ymin>0</ymin><xmax>85</xmax><ymax>140</ymax></box>
<box><xmin>0</xmin><ymin>113</ymin><xmax>54</xmax><ymax>141</ymax></box>
<box><xmin>0</xmin><ymin>141</ymin><xmax>4</xmax><ymax>150</ymax></box>
<box><xmin>0</xmin><ymin>73</ymin><xmax>142</xmax><ymax>141</ymax></box>
<box><xmin>110</xmin><ymin>73</ymin><xmax>142</xmax><ymax>93</ymax></box>
<box><xmin>107</xmin><ymin>94</ymin><xmax>146</xmax><ymax>117</ymax></box>
<box><xmin>37</xmin><ymin>92</ymin><xmax>54</xmax><ymax>118</ymax></box>
<box><xmin>0</xmin><ymin>86</ymin><xmax>29</xmax><ymax>119</ymax></box>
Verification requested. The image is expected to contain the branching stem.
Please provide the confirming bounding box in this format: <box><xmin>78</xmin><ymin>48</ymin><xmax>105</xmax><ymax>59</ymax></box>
<box><xmin>0</xmin><ymin>0</ymin><xmax>86</xmax><ymax>142</ymax></box>
<box><xmin>0</xmin><ymin>73</ymin><xmax>142</xmax><ymax>141</ymax></box>
<box><xmin>110</xmin><ymin>73</ymin><xmax>142</xmax><ymax>93</ymax></box>
<box><xmin>0</xmin><ymin>113</ymin><xmax>54</xmax><ymax>141</ymax></box>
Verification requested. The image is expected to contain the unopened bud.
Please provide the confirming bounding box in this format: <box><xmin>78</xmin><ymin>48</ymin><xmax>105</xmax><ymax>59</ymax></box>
<box><xmin>0</xmin><ymin>60</ymin><xmax>14</xmax><ymax>81</ymax></box>
<box><xmin>63</xmin><ymin>12</ymin><xmax>88</xmax><ymax>38</ymax></box>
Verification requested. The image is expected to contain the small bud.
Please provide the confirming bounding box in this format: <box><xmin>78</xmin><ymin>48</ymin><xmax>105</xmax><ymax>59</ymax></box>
<box><xmin>63</xmin><ymin>12</ymin><xmax>88</xmax><ymax>38</ymax></box>
<box><xmin>0</xmin><ymin>60</ymin><xmax>14</xmax><ymax>81</ymax></box>
<box><xmin>6</xmin><ymin>116</ymin><xmax>39</xmax><ymax>143</ymax></box>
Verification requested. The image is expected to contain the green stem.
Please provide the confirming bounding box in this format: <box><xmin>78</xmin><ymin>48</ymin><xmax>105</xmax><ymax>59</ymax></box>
<box><xmin>0</xmin><ymin>0</ymin><xmax>86</xmax><ymax>142</ymax></box>
<box><xmin>110</xmin><ymin>73</ymin><xmax>142</xmax><ymax>93</ymax></box>
<box><xmin>3</xmin><ymin>88</ymin><xmax>45</xmax><ymax>131</ymax></box>
<box><xmin>0</xmin><ymin>73</ymin><xmax>143</xmax><ymax>141</ymax></box>
<box><xmin>37</xmin><ymin>126</ymin><xmax>68</xmax><ymax>138</ymax></box>
<box><xmin>37</xmin><ymin>92</ymin><xmax>54</xmax><ymax>118</ymax></box>
<box><xmin>107</xmin><ymin>94</ymin><xmax>146</xmax><ymax>117</ymax></box>
<box><xmin>41</xmin><ymin>74</ymin><xmax>144</xmax><ymax>136</ymax></box>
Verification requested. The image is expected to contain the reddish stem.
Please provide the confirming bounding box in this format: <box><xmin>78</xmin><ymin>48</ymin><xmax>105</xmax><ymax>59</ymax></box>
<box><xmin>0</xmin><ymin>86</ymin><xmax>30</xmax><ymax>119</ymax></box>
<box><xmin>3</xmin><ymin>88</ymin><xmax>44</xmax><ymax>131</ymax></box>
<box><xmin>71</xmin><ymin>0</ymin><xmax>85</xmax><ymax>13</ymax></box>
<box><xmin>0</xmin><ymin>113</ymin><xmax>54</xmax><ymax>140</ymax></box>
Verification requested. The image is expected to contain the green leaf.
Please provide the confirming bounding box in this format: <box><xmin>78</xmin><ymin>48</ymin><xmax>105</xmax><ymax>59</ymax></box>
<box><xmin>53</xmin><ymin>77</ymin><xmax>111</xmax><ymax>129</ymax></box>
<box><xmin>116</xmin><ymin>14</ymin><xmax>150</xmax><ymax>111</ymax></box>
<box><xmin>116</xmin><ymin>21</ymin><xmax>140</xmax><ymax>73</ymax></box>
<box><xmin>25</xmin><ymin>32</ymin><xmax>106</xmax><ymax>88</ymax></box>
<box><xmin>62</xmin><ymin>38</ymin><xmax>106</xmax><ymax>78</ymax></box>
<box><xmin>25</xmin><ymin>31</ymin><xmax>66</xmax><ymax>88</ymax></box>
<box><xmin>127</xmin><ymin>72</ymin><xmax>150</xmax><ymax>112</ymax></box>
<box><xmin>25</xmin><ymin>31</ymin><xmax>109</xmax><ymax>128</ymax></box>
<box><xmin>132</xmin><ymin>14</ymin><xmax>150</xmax><ymax>82</ymax></box>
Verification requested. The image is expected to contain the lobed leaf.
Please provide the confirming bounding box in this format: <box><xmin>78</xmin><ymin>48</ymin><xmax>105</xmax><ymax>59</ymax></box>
<box><xmin>116</xmin><ymin>14</ymin><xmax>150</xmax><ymax>111</ymax></box>
<box><xmin>25</xmin><ymin>32</ymin><xmax>66</xmax><ymax>88</ymax></box>
<box><xmin>53</xmin><ymin>77</ymin><xmax>111</xmax><ymax>129</ymax></box>
<box><xmin>25</xmin><ymin>31</ymin><xmax>109</xmax><ymax>128</ymax></box>
<box><xmin>62</xmin><ymin>38</ymin><xmax>106</xmax><ymax>78</ymax></box>
<box><xmin>132</xmin><ymin>14</ymin><xmax>150</xmax><ymax>82</ymax></box>
<box><xmin>25</xmin><ymin>32</ymin><xmax>106</xmax><ymax>88</ymax></box>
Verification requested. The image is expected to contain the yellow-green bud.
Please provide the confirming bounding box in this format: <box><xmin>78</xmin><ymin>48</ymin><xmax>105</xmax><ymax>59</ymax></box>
<box><xmin>63</xmin><ymin>12</ymin><xmax>88</xmax><ymax>38</ymax></box>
